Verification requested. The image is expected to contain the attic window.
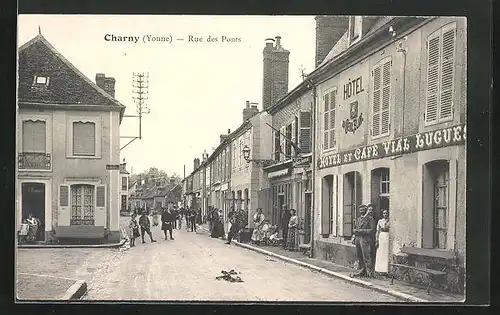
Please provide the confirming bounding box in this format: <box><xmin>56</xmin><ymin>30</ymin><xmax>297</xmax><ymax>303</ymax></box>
<box><xmin>33</xmin><ymin>76</ymin><xmax>50</xmax><ymax>86</ymax></box>
<box><xmin>349</xmin><ymin>16</ymin><xmax>363</xmax><ymax>45</ymax></box>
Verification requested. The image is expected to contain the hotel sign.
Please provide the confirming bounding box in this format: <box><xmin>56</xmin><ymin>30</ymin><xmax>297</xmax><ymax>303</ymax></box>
<box><xmin>318</xmin><ymin>124</ymin><xmax>466</xmax><ymax>170</ymax></box>
<box><xmin>268</xmin><ymin>168</ymin><xmax>291</xmax><ymax>179</ymax></box>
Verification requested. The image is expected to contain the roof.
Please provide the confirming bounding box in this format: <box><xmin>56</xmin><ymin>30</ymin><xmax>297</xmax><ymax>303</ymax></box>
<box><xmin>18</xmin><ymin>34</ymin><xmax>126</xmax><ymax>114</ymax></box>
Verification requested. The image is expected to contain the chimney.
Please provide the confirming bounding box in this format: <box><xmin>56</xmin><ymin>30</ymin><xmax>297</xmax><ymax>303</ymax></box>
<box><xmin>315</xmin><ymin>15</ymin><xmax>350</xmax><ymax>67</ymax></box>
<box><xmin>120</xmin><ymin>158</ymin><xmax>126</xmax><ymax>171</ymax></box>
<box><xmin>95</xmin><ymin>73</ymin><xmax>116</xmax><ymax>98</ymax></box>
<box><xmin>194</xmin><ymin>158</ymin><xmax>200</xmax><ymax>170</ymax></box>
<box><xmin>243</xmin><ymin>101</ymin><xmax>260</xmax><ymax>122</ymax></box>
<box><xmin>262</xmin><ymin>36</ymin><xmax>289</xmax><ymax>111</ymax></box>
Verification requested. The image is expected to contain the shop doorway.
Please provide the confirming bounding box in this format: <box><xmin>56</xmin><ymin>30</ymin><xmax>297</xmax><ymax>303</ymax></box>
<box><xmin>276</xmin><ymin>194</ymin><xmax>285</xmax><ymax>227</ymax></box>
<box><xmin>371</xmin><ymin>168</ymin><xmax>390</xmax><ymax>222</ymax></box>
<box><xmin>21</xmin><ymin>182</ymin><xmax>45</xmax><ymax>241</ymax></box>
<box><xmin>304</xmin><ymin>192</ymin><xmax>312</xmax><ymax>243</ymax></box>
<box><xmin>343</xmin><ymin>171</ymin><xmax>362</xmax><ymax>238</ymax></box>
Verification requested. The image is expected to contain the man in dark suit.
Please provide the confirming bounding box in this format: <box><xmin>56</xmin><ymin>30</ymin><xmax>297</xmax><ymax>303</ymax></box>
<box><xmin>281</xmin><ymin>204</ymin><xmax>291</xmax><ymax>249</ymax></box>
<box><xmin>139</xmin><ymin>210</ymin><xmax>156</xmax><ymax>243</ymax></box>
<box><xmin>352</xmin><ymin>205</ymin><xmax>376</xmax><ymax>278</ymax></box>
<box><xmin>161</xmin><ymin>208</ymin><xmax>175</xmax><ymax>240</ymax></box>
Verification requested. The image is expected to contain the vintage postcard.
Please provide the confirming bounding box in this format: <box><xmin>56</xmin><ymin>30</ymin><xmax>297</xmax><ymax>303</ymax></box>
<box><xmin>15</xmin><ymin>14</ymin><xmax>468</xmax><ymax>303</ymax></box>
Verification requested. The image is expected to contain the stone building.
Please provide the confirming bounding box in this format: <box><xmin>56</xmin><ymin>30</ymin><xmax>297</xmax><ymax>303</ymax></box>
<box><xmin>16</xmin><ymin>33</ymin><xmax>125</xmax><ymax>243</ymax></box>
<box><xmin>309</xmin><ymin>16</ymin><xmax>466</xmax><ymax>294</ymax></box>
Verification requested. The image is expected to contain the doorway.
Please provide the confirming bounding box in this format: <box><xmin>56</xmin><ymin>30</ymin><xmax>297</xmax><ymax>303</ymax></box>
<box><xmin>277</xmin><ymin>194</ymin><xmax>285</xmax><ymax>227</ymax></box>
<box><xmin>343</xmin><ymin>171</ymin><xmax>362</xmax><ymax>238</ymax></box>
<box><xmin>21</xmin><ymin>182</ymin><xmax>45</xmax><ymax>241</ymax></box>
<box><xmin>304</xmin><ymin>192</ymin><xmax>312</xmax><ymax>243</ymax></box>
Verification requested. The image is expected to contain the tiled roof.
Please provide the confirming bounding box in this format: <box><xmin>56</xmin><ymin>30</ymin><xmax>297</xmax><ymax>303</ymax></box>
<box><xmin>18</xmin><ymin>34</ymin><xmax>126</xmax><ymax>109</ymax></box>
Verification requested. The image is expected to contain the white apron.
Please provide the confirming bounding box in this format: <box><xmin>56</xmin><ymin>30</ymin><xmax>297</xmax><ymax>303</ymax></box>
<box><xmin>375</xmin><ymin>231</ymin><xmax>390</xmax><ymax>273</ymax></box>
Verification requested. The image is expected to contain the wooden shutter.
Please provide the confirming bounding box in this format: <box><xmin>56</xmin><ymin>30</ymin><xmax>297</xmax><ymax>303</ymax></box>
<box><xmin>439</xmin><ymin>26</ymin><xmax>456</xmax><ymax>121</ymax></box>
<box><xmin>329</xmin><ymin>90</ymin><xmax>336</xmax><ymax>148</ymax></box>
<box><xmin>381</xmin><ymin>60</ymin><xmax>391</xmax><ymax>135</ymax></box>
<box><xmin>280</xmin><ymin>126</ymin><xmax>286</xmax><ymax>161</ymax></box>
<box><xmin>426</xmin><ymin>33</ymin><xmax>440</xmax><ymax>124</ymax></box>
<box><xmin>291</xmin><ymin>117</ymin><xmax>297</xmax><ymax>157</ymax></box>
<box><xmin>95</xmin><ymin>185</ymin><xmax>106</xmax><ymax>227</ymax></box>
<box><xmin>58</xmin><ymin>185</ymin><xmax>70</xmax><ymax>226</ymax></box>
<box><xmin>73</xmin><ymin>122</ymin><xmax>96</xmax><ymax>156</ymax></box>
<box><xmin>342</xmin><ymin>175</ymin><xmax>352</xmax><ymax>237</ymax></box>
<box><xmin>299</xmin><ymin>110</ymin><xmax>312</xmax><ymax>153</ymax></box>
<box><xmin>321</xmin><ymin>176</ymin><xmax>332</xmax><ymax>235</ymax></box>
<box><xmin>323</xmin><ymin>93</ymin><xmax>330</xmax><ymax>150</ymax></box>
<box><xmin>372</xmin><ymin>66</ymin><xmax>382</xmax><ymax>136</ymax></box>
<box><xmin>22</xmin><ymin>121</ymin><xmax>46</xmax><ymax>152</ymax></box>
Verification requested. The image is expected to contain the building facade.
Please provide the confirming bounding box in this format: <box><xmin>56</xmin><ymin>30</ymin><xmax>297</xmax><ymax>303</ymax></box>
<box><xmin>120</xmin><ymin>159</ymin><xmax>130</xmax><ymax>213</ymax></box>
<box><xmin>311</xmin><ymin>16</ymin><xmax>466</xmax><ymax>293</ymax></box>
<box><xmin>208</xmin><ymin>131</ymin><xmax>232</xmax><ymax>223</ymax></box>
<box><xmin>16</xmin><ymin>34</ymin><xmax>125</xmax><ymax>243</ymax></box>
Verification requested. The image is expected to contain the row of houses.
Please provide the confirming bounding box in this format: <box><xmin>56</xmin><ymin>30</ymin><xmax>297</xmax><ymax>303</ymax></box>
<box><xmin>128</xmin><ymin>176</ymin><xmax>182</xmax><ymax>213</ymax></box>
<box><xmin>182</xmin><ymin>16</ymin><xmax>466</xmax><ymax>294</ymax></box>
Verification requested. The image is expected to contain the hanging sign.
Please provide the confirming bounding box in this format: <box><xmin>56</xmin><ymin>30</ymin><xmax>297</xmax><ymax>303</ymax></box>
<box><xmin>318</xmin><ymin>123</ymin><xmax>466</xmax><ymax>170</ymax></box>
<box><xmin>268</xmin><ymin>168</ymin><xmax>291</xmax><ymax>179</ymax></box>
<box><xmin>106</xmin><ymin>164</ymin><xmax>120</xmax><ymax>170</ymax></box>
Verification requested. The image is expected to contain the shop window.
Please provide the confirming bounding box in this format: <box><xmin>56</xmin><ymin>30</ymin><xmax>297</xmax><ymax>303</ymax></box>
<box><xmin>422</xmin><ymin>160</ymin><xmax>449</xmax><ymax>249</ymax></box>
<box><xmin>70</xmin><ymin>184</ymin><xmax>95</xmax><ymax>225</ymax></box>
<box><xmin>343</xmin><ymin>171</ymin><xmax>362</xmax><ymax>238</ymax></box>
<box><xmin>371</xmin><ymin>168</ymin><xmax>390</xmax><ymax>221</ymax></box>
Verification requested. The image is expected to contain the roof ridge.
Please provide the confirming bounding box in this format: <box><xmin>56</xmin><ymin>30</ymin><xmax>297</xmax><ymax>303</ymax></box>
<box><xmin>19</xmin><ymin>34</ymin><xmax>125</xmax><ymax>109</ymax></box>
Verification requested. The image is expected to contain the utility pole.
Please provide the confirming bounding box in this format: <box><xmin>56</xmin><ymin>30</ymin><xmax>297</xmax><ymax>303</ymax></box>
<box><xmin>120</xmin><ymin>72</ymin><xmax>151</xmax><ymax>151</ymax></box>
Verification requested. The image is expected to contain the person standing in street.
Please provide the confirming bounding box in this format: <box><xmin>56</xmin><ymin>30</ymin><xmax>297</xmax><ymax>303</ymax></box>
<box><xmin>374</xmin><ymin>209</ymin><xmax>390</xmax><ymax>275</ymax></box>
<box><xmin>225</xmin><ymin>210</ymin><xmax>240</xmax><ymax>245</ymax></box>
<box><xmin>128</xmin><ymin>213</ymin><xmax>140</xmax><ymax>247</ymax></box>
<box><xmin>351</xmin><ymin>205</ymin><xmax>376</xmax><ymax>278</ymax></box>
<box><xmin>286</xmin><ymin>209</ymin><xmax>299</xmax><ymax>251</ymax></box>
<box><xmin>190</xmin><ymin>209</ymin><xmax>197</xmax><ymax>232</ymax></box>
<box><xmin>281</xmin><ymin>205</ymin><xmax>291</xmax><ymax>249</ymax></box>
<box><xmin>161</xmin><ymin>208</ymin><xmax>174</xmax><ymax>240</ymax></box>
<box><xmin>251</xmin><ymin>208</ymin><xmax>265</xmax><ymax>245</ymax></box>
<box><xmin>139</xmin><ymin>210</ymin><xmax>157</xmax><ymax>244</ymax></box>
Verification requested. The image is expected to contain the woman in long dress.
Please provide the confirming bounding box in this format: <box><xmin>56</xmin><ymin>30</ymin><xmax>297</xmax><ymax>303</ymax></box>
<box><xmin>374</xmin><ymin>209</ymin><xmax>390</xmax><ymax>274</ymax></box>
<box><xmin>251</xmin><ymin>208</ymin><xmax>265</xmax><ymax>245</ymax></box>
<box><xmin>26</xmin><ymin>213</ymin><xmax>38</xmax><ymax>242</ymax></box>
<box><xmin>286</xmin><ymin>209</ymin><xmax>299</xmax><ymax>251</ymax></box>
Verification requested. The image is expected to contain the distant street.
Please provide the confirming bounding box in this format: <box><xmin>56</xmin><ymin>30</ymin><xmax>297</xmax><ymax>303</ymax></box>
<box><xmin>76</xmin><ymin>216</ymin><xmax>400</xmax><ymax>301</ymax></box>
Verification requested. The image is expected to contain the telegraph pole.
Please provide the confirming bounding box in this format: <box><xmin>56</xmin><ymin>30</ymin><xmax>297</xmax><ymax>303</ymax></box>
<box><xmin>120</xmin><ymin>72</ymin><xmax>150</xmax><ymax>151</ymax></box>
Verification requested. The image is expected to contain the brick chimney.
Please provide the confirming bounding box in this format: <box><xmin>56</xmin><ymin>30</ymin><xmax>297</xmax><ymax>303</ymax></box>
<box><xmin>262</xmin><ymin>36</ymin><xmax>289</xmax><ymax>111</ymax></box>
<box><xmin>194</xmin><ymin>158</ymin><xmax>200</xmax><ymax>170</ymax></box>
<box><xmin>95</xmin><ymin>73</ymin><xmax>116</xmax><ymax>98</ymax></box>
<box><xmin>315</xmin><ymin>16</ymin><xmax>350</xmax><ymax>67</ymax></box>
<box><xmin>243</xmin><ymin>101</ymin><xmax>260</xmax><ymax>122</ymax></box>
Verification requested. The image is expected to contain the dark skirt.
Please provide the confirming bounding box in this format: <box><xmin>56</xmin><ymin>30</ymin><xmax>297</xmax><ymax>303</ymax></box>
<box><xmin>161</xmin><ymin>222</ymin><xmax>172</xmax><ymax>231</ymax></box>
<box><xmin>211</xmin><ymin>221</ymin><xmax>224</xmax><ymax>238</ymax></box>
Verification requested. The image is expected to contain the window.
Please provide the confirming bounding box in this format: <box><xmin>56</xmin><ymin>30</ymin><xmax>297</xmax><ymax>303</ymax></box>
<box><xmin>380</xmin><ymin>170</ymin><xmax>390</xmax><ymax>196</ymax></box>
<box><xmin>372</xmin><ymin>59</ymin><xmax>392</xmax><ymax>137</ymax></box>
<box><xmin>70</xmin><ymin>184</ymin><xmax>95</xmax><ymax>225</ymax></box>
<box><xmin>274</xmin><ymin>131</ymin><xmax>281</xmax><ymax>161</ymax></box>
<box><xmin>433</xmin><ymin>165</ymin><xmax>449</xmax><ymax>249</ymax></box>
<box><xmin>121</xmin><ymin>195</ymin><xmax>127</xmax><ymax>211</ymax></box>
<box><xmin>349</xmin><ymin>16</ymin><xmax>362</xmax><ymax>44</ymax></box>
<box><xmin>293</xmin><ymin>116</ymin><xmax>299</xmax><ymax>155</ymax></box>
<box><xmin>73</xmin><ymin>122</ymin><xmax>96</xmax><ymax>156</ymax></box>
<box><xmin>342</xmin><ymin>171</ymin><xmax>362</xmax><ymax>238</ymax></box>
<box><xmin>22</xmin><ymin>120</ymin><xmax>46</xmax><ymax>153</ymax></box>
<box><xmin>285</xmin><ymin>124</ymin><xmax>292</xmax><ymax>159</ymax></box>
<box><xmin>323</xmin><ymin>89</ymin><xmax>337</xmax><ymax>151</ymax></box>
<box><xmin>299</xmin><ymin>110</ymin><xmax>312</xmax><ymax>153</ymax></box>
<box><xmin>122</xmin><ymin>177</ymin><xmax>128</xmax><ymax>190</ymax></box>
<box><xmin>371</xmin><ymin>168</ymin><xmax>390</xmax><ymax>221</ymax></box>
<box><xmin>320</xmin><ymin>175</ymin><xmax>334</xmax><ymax>235</ymax></box>
<box><xmin>32</xmin><ymin>76</ymin><xmax>50</xmax><ymax>86</ymax></box>
<box><xmin>425</xmin><ymin>23</ymin><xmax>457</xmax><ymax>125</ymax></box>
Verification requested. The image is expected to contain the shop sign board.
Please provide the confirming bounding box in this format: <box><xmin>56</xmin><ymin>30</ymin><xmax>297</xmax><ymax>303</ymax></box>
<box><xmin>318</xmin><ymin>123</ymin><xmax>466</xmax><ymax>170</ymax></box>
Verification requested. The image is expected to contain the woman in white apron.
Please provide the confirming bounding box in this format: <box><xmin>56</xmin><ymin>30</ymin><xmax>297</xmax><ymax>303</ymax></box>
<box><xmin>375</xmin><ymin>209</ymin><xmax>390</xmax><ymax>275</ymax></box>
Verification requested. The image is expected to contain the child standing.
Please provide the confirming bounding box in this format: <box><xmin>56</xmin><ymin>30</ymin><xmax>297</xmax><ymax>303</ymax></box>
<box><xmin>19</xmin><ymin>219</ymin><xmax>29</xmax><ymax>244</ymax></box>
<box><xmin>128</xmin><ymin>213</ymin><xmax>139</xmax><ymax>247</ymax></box>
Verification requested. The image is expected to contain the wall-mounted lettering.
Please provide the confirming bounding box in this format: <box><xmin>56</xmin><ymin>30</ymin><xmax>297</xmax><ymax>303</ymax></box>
<box><xmin>342</xmin><ymin>101</ymin><xmax>364</xmax><ymax>134</ymax></box>
<box><xmin>318</xmin><ymin>124</ymin><xmax>466</xmax><ymax>169</ymax></box>
<box><xmin>343</xmin><ymin>76</ymin><xmax>365</xmax><ymax>100</ymax></box>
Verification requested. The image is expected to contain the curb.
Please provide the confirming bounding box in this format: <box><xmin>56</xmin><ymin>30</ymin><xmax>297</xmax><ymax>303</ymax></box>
<box><xmin>59</xmin><ymin>280</ymin><xmax>87</xmax><ymax>300</ymax></box>
<box><xmin>18</xmin><ymin>239</ymin><xmax>126</xmax><ymax>249</ymax></box>
<box><xmin>233</xmin><ymin>241</ymin><xmax>429</xmax><ymax>303</ymax></box>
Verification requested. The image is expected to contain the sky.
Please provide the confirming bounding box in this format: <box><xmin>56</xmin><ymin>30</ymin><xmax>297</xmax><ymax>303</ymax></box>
<box><xmin>18</xmin><ymin>15</ymin><xmax>316</xmax><ymax>176</ymax></box>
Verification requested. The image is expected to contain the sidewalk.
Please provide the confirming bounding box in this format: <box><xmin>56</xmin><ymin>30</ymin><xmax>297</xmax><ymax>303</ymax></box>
<box><xmin>197</xmin><ymin>224</ymin><xmax>463</xmax><ymax>303</ymax></box>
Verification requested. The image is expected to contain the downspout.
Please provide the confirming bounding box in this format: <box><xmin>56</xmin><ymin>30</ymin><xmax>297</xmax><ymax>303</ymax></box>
<box><xmin>308</xmin><ymin>80</ymin><xmax>317</xmax><ymax>258</ymax></box>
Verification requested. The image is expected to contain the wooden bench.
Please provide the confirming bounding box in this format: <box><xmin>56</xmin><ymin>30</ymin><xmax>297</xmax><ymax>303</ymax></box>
<box><xmin>54</xmin><ymin>226</ymin><xmax>107</xmax><ymax>244</ymax></box>
<box><xmin>298</xmin><ymin>244</ymin><xmax>311</xmax><ymax>255</ymax></box>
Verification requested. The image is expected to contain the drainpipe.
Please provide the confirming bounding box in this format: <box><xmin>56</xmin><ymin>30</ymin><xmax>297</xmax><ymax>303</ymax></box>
<box><xmin>307</xmin><ymin>80</ymin><xmax>317</xmax><ymax>258</ymax></box>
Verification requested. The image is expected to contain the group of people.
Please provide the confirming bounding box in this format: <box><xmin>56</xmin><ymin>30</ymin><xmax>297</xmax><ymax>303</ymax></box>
<box><xmin>351</xmin><ymin>204</ymin><xmax>390</xmax><ymax>278</ymax></box>
<box><xmin>250</xmin><ymin>205</ymin><xmax>299</xmax><ymax>251</ymax></box>
<box><xmin>207</xmin><ymin>207</ymin><xmax>247</xmax><ymax>245</ymax></box>
<box><xmin>18</xmin><ymin>213</ymin><xmax>42</xmax><ymax>244</ymax></box>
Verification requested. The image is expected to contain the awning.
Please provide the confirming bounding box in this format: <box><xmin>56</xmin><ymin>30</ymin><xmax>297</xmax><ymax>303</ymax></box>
<box><xmin>268</xmin><ymin>168</ymin><xmax>290</xmax><ymax>179</ymax></box>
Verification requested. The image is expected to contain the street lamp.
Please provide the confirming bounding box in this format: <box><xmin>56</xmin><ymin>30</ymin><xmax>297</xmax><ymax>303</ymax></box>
<box><xmin>242</xmin><ymin>145</ymin><xmax>274</xmax><ymax>167</ymax></box>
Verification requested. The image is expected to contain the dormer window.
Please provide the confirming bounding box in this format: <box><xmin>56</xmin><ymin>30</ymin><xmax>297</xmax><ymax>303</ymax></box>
<box><xmin>32</xmin><ymin>75</ymin><xmax>50</xmax><ymax>87</ymax></box>
<box><xmin>348</xmin><ymin>16</ymin><xmax>363</xmax><ymax>45</ymax></box>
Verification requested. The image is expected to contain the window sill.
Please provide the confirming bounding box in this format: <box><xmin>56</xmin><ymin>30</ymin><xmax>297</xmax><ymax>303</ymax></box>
<box><xmin>401</xmin><ymin>246</ymin><xmax>455</xmax><ymax>260</ymax></box>
<box><xmin>371</xmin><ymin>132</ymin><xmax>391</xmax><ymax>141</ymax></box>
<box><xmin>423</xmin><ymin>117</ymin><xmax>454</xmax><ymax>128</ymax></box>
<box><xmin>322</xmin><ymin>148</ymin><xmax>338</xmax><ymax>155</ymax></box>
<box><xmin>66</xmin><ymin>155</ymin><xmax>102</xmax><ymax>160</ymax></box>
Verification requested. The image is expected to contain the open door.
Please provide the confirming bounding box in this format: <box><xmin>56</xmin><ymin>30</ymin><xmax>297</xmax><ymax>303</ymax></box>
<box><xmin>304</xmin><ymin>192</ymin><xmax>312</xmax><ymax>243</ymax></box>
<box><xmin>22</xmin><ymin>183</ymin><xmax>45</xmax><ymax>241</ymax></box>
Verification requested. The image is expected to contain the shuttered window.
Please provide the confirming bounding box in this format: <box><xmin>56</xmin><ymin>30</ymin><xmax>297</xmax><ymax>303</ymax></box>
<box><xmin>426</xmin><ymin>23</ymin><xmax>456</xmax><ymax>125</ymax></box>
<box><xmin>285</xmin><ymin>124</ymin><xmax>292</xmax><ymax>159</ymax></box>
<box><xmin>96</xmin><ymin>185</ymin><xmax>106</xmax><ymax>208</ymax></box>
<box><xmin>299</xmin><ymin>110</ymin><xmax>311</xmax><ymax>153</ymax></box>
<box><xmin>323</xmin><ymin>89</ymin><xmax>337</xmax><ymax>151</ymax></box>
<box><xmin>274</xmin><ymin>131</ymin><xmax>280</xmax><ymax>161</ymax></box>
<box><xmin>280</xmin><ymin>126</ymin><xmax>286</xmax><ymax>161</ymax></box>
<box><xmin>60</xmin><ymin>185</ymin><xmax>69</xmax><ymax>207</ymax></box>
<box><xmin>73</xmin><ymin>122</ymin><xmax>96</xmax><ymax>156</ymax></box>
<box><xmin>372</xmin><ymin>59</ymin><xmax>392</xmax><ymax>137</ymax></box>
<box><xmin>22</xmin><ymin>120</ymin><xmax>46</xmax><ymax>153</ymax></box>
